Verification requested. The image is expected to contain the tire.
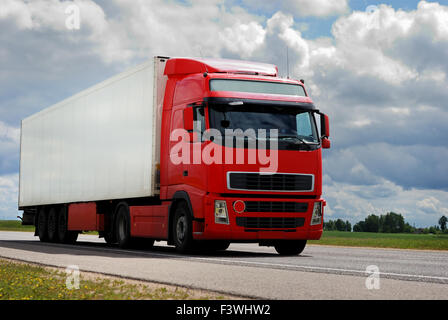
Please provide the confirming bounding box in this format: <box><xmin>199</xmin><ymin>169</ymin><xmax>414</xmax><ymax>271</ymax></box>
<box><xmin>57</xmin><ymin>207</ymin><xmax>78</xmax><ymax>244</ymax></box>
<box><xmin>274</xmin><ymin>240</ymin><xmax>307</xmax><ymax>256</ymax></box>
<box><xmin>37</xmin><ymin>208</ymin><xmax>49</xmax><ymax>242</ymax></box>
<box><xmin>47</xmin><ymin>207</ymin><xmax>59</xmax><ymax>243</ymax></box>
<box><xmin>104</xmin><ymin>231</ymin><xmax>116</xmax><ymax>245</ymax></box>
<box><xmin>115</xmin><ymin>204</ymin><xmax>132</xmax><ymax>249</ymax></box>
<box><xmin>104</xmin><ymin>214</ymin><xmax>117</xmax><ymax>245</ymax></box>
<box><xmin>172</xmin><ymin>202</ymin><xmax>194</xmax><ymax>253</ymax></box>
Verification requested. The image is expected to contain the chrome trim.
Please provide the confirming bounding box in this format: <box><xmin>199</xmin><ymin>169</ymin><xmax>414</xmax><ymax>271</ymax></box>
<box><xmin>226</xmin><ymin>171</ymin><xmax>315</xmax><ymax>193</ymax></box>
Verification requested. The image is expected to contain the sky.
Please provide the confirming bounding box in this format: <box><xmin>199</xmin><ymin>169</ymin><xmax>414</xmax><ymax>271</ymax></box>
<box><xmin>0</xmin><ymin>0</ymin><xmax>447</xmax><ymax>227</ymax></box>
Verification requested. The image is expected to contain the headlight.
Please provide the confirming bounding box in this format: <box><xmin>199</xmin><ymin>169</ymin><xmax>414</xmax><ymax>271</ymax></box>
<box><xmin>310</xmin><ymin>202</ymin><xmax>323</xmax><ymax>226</ymax></box>
<box><xmin>215</xmin><ymin>200</ymin><xmax>229</xmax><ymax>224</ymax></box>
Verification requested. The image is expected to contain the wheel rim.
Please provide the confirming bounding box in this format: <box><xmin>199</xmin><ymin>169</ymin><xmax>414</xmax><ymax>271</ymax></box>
<box><xmin>176</xmin><ymin>215</ymin><xmax>187</xmax><ymax>243</ymax></box>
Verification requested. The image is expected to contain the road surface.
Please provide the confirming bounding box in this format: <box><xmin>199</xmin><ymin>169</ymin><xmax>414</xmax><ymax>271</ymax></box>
<box><xmin>0</xmin><ymin>231</ymin><xmax>447</xmax><ymax>299</ymax></box>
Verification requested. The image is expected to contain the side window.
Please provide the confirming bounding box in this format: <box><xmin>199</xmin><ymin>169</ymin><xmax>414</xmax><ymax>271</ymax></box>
<box><xmin>194</xmin><ymin>107</ymin><xmax>206</xmax><ymax>136</ymax></box>
<box><xmin>296</xmin><ymin>112</ymin><xmax>312</xmax><ymax>137</ymax></box>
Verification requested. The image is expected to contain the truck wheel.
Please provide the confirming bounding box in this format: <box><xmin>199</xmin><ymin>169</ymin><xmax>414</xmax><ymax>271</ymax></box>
<box><xmin>172</xmin><ymin>202</ymin><xmax>194</xmax><ymax>253</ymax></box>
<box><xmin>274</xmin><ymin>240</ymin><xmax>307</xmax><ymax>256</ymax></box>
<box><xmin>57</xmin><ymin>207</ymin><xmax>78</xmax><ymax>244</ymax></box>
<box><xmin>104</xmin><ymin>231</ymin><xmax>116</xmax><ymax>245</ymax></box>
<box><xmin>115</xmin><ymin>204</ymin><xmax>132</xmax><ymax>249</ymax></box>
<box><xmin>47</xmin><ymin>207</ymin><xmax>59</xmax><ymax>243</ymax></box>
<box><xmin>37</xmin><ymin>208</ymin><xmax>49</xmax><ymax>242</ymax></box>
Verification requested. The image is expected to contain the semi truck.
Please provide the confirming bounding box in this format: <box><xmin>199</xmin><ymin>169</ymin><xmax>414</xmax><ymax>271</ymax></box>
<box><xmin>18</xmin><ymin>56</ymin><xmax>331</xmax><ymax>255</ymax></box>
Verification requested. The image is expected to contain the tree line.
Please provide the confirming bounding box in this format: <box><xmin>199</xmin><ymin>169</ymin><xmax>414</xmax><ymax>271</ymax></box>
<box><xmin>324</xmin><ymin>212</ymin><xmax>448</xmax><ymax>234</ymax></box>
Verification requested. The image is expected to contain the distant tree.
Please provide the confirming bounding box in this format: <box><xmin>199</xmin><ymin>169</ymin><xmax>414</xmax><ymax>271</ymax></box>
<box><xmin>353</xmin><ymin>221</ymin><xmax>365</xmax><ymax>232</ymax></box>
<box><xmin>403</xmin><ymin>222</ymin><xmax>415</xmax><ymax>234</ymax></box>
<box><xmin>439</xmin><ymin>216</ymin><xmax>447</xmax><ymax>232</ymax></box>
<box><xmin>324</xmin><ymin>220</ymin><xmax>336</xmax><ymax>231</ymax></box>
<box><xmin>335</xmin><ymin>219</ymin><xmax>346</xmax><ymax>231</ymax></box>
<box><xmin>428</xmin><ymin>226</ymin><xmax>439</xmax><ymax>234</ymax></box>
<box><xmin>345</xmin><ymin>220</ymin><xmax>352</xmax><ymax>232</ymax></box>
<box><xmin>380</xmin><ymin>212</ymin><xmax>405</xmax><ymax>233</ymax></box>
<box><xmin>364</xmin><ymin>214</ymin><xmax>380</xmax><ymax>232</ymax></box>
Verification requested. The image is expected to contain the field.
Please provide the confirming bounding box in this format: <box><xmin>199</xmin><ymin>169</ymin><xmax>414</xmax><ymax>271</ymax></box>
<box><xmin>0</xmin><ymin>220</ymin><xmax>35</xmax><ymax>232</ymax></box>
<box><xmin>0</xmin><ymin>258</ymin><xmax>229</xmax><ymax>300</ymax></box>
<box><xmin>1</xmin><ymin>220</ymin><xmax>447</xmax><ymax>250</ymax></box>
<box><xmin>309</xmin><ymin>231</ymin><xmax>448</xmax><ymax>250</ymax></box>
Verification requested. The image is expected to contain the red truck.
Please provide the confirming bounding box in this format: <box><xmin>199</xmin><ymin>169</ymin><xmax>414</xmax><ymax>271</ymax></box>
<box><xmin>19</xmin><ymin>56</ymin><xmax>330</xmax><ymax>255</ymax></box>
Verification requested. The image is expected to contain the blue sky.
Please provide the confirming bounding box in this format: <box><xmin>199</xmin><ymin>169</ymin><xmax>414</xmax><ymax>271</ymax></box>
<box><xmin>0</xmin><ymin>0</ymin><xmax>447</xmax><ymax>227</ymax></box>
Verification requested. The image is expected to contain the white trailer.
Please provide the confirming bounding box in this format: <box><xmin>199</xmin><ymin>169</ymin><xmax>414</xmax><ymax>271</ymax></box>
<box><xmin>19</xmin><ymin>57</ymin><xmax>168</xmax><ymax>209</ymax></box>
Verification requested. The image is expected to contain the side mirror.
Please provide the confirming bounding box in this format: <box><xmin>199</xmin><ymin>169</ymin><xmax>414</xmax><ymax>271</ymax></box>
<box><xmin>322</xmin><ymin>138</ymin><xmax>331</xmax><ymax>149</ymax></box>
<box><xmin>183</xmin><ymin>108</ymin><xmax>194</xmax><ymax>132</ymax></box>
<box><xmin>320</xmin><ymin>113</ymin><xmax>331</xmax><ymax>149</ymax></box>
<box><xmin>320</xmin><ymin>113</ymin><xmax>330</xmax><ymax>138</ymax></box>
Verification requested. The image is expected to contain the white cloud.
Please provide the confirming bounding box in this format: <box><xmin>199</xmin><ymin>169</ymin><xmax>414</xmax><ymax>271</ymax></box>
<box><xmin>0</xmin><ymin>121</ymin><xmax>20</xmax><ymax>144</ymax></box>
<box><xmin>0</xmin><ymin>174</ymin><xmax>18</xmax><ymax>219</ymax></box>
<box><xmin>241</xmin><ymin>0</ymin><xmax>349</xmax><ymax>18</ymax></box>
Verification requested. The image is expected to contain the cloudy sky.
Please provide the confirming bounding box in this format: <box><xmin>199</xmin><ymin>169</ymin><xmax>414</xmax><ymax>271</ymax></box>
<box><xmin>1</xmin><ymin>0</ymin><xmax>447</xmax><ymax>227</ymax></box>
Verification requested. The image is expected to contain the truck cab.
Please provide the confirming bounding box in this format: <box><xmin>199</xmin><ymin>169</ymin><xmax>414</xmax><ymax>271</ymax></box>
<box><xmin>160</xmin><ymin>58</ymin><xmax>330</xmax><ymax>255</ymax></box>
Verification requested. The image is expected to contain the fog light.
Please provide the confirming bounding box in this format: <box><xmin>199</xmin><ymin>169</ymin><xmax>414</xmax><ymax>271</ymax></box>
<box><xmin>310</xmin><ymin>202</ymin><xmax>323</xmax><ymax>226</ymax></box>
<box><xmin>215</xmin><ymin>200</ymin><xmax>229</xmax><ymax>224</ymax></box>
<box><xmin>233</xmin><ymin>200</ymin><xmax>246</xmax><ymax>214</ymax></box>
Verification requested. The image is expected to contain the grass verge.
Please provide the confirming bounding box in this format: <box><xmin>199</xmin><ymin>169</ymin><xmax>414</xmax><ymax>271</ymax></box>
<box><xmin>309</xmin><ymin>231</ymin><xmax>448</xmax><ymax>250</ymax></box>
<box><xmin>0</xmin><ymin>258</ymin><xmax>236</xmax><ymax>300</ymax></box>
<box><xmin>0</xmin><ymin>220</ymin><xmax>34</xmax><ymax>232</ymax></box>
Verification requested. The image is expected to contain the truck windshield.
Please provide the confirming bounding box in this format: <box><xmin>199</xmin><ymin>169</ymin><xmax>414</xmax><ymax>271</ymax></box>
<box><xmin>208</xmin><ymin>104</ymin><xmax>319</xmax><ymax>146</ymax></box>
<box><xmin>210</xmin><ymin>79</ymin><xmax>306</xmax><ymax>97</ymax></box>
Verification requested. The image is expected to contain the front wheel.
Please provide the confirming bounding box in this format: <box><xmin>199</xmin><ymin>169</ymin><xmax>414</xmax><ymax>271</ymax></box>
<box><xmin>115</xmin><ymin>204</ymin><xmax>132</xmax><ymax>249</ymax></box>
<box><xmin>274</xmin><ymin>240</ymin><xmax>307</xmax><ymax>256</ymax></box>
<box><xmin>172</xmin><ymin>202</ymin><xmax>194</xmax><ymax>253</ymax></box>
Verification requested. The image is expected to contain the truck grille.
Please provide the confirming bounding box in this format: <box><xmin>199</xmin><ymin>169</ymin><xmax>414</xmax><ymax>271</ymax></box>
<box><xmin>236</xmin><ymin>217</ymin><xmax>305</xmax><ymax>229</ymax></box>
<box><xmin>228</xmin><ymin>172</ymin><xmax>313</xmax><ymax>192</ymax></box>
<box><xmin>244</xmin><ymin>201</ymin><xmax>308</xmax><ymax>213</ymax></box>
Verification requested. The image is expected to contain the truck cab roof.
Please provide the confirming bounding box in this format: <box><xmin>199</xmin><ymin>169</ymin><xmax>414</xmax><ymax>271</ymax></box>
<box><xmin>164</xmin><ymin>57</ymin><xmax>279</xmax><ymax>77</ymax></box>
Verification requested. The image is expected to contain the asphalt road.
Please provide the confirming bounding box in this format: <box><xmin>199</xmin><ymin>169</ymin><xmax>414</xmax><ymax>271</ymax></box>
<box><xmin>0</xmin><ymin>231</ymin><xmax>447</xmax><ymax>299</ymax></box>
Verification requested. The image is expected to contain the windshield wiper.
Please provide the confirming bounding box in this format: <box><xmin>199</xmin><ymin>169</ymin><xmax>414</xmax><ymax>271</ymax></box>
<box><xmin>277</xmin><ymin>135</ymin><xmax>312</xmax><ymax>150</ymax></box>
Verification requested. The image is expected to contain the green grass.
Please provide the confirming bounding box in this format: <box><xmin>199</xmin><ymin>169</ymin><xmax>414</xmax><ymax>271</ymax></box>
<box><xmin>0</xmin><ymin>220</ymin><xmax>35</xmax><ymax>232</ymax></box>
<box><xmin>0</xmin><ymin>259</ymin><xmax>225</xmax><ymax>300</ymax></box>
<box><xmin>309</xmin><ymin>231</ymin><xmax>448</xmax><ymax>250</ymax></box>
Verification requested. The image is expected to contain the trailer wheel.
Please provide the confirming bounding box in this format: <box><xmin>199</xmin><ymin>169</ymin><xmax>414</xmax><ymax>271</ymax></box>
<box><xmin>274</xmin><ymin>240</ymin><xmax>307</xmax><ymax>256</ymax></box>
<box><xmin>47</xmin><ymin>207</ymin><xmax>59</xmax><ymax>243</ymax></box>
<box><xmin>115</xmin><ymin>204</ymin><xmax>131</xmax><ymax>249</ymax></box>
<box><xmin>57</xmin><ymin>207</ymin><xmax>78</xmax><ymax>244</ymax></box>
<box><xmin>172</xmin><ymin>202</ymin><xmax>194</xmax><ymax>253</ymax></box>
<box><xmin>37</xmin><ymin>208</ymin><xmax>49</xmax><ymax>242</ymax></box>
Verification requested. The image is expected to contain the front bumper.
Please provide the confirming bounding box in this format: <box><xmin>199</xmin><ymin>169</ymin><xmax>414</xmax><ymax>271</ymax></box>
<box><xmin>193</xmin><ymin>194</ymin><xmax>324</xmax><ymax>241</ymax></box>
